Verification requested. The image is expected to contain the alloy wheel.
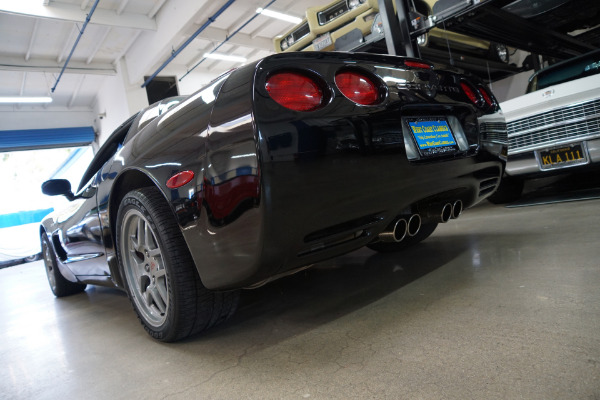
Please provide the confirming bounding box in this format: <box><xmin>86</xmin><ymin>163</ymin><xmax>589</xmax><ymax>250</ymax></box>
<box><xmin>120</xmin><ymin>209</ymin><xmax>168</xmax><ymax>327</ymax></box>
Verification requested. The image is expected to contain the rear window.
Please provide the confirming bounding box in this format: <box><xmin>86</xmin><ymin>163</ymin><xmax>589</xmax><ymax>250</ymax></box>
<box><xmin>526</xmin><ymin>50</ymin><xmax>600</xmax><ymax>93</ymax></box>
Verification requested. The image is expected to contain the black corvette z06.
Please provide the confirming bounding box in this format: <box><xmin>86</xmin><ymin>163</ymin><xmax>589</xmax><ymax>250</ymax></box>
<box><xmin>40</xmin><ymin>52</ymin><xmax>507</xmax><ymax>341</ymax></box>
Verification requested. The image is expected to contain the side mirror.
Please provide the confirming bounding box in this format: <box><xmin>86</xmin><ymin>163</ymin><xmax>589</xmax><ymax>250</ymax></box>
<box><xmin>41</xmin><ymin>179</ymin><xmax>75</xmax><ymax>201</ymax></box>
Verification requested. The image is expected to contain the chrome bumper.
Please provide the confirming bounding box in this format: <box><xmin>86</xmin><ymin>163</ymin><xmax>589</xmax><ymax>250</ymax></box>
<box><xmin>505</xmin><ymin>138</ymin><xmax>600</xmax><ymax>176</ymax></box>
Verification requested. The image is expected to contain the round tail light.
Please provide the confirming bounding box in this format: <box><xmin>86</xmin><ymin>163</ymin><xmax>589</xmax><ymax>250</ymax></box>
<box><xmin>460</xmin><ymin>81</ymin><xmax>482</xmax><ymax>106</ymax></box>
<box><xmin>265</xmin><ymin>72</ymin><xmax>324</xmax><ymax>112</ymax></box>
<box><xmin>478</xmin><ymin>85</ymin><xmax>495</xmax><ymax>108</ymax></box>
<box><xmin>335</xmin><ymin>70</ymin><xmax>381</xmax><ymax>106</ymax></box>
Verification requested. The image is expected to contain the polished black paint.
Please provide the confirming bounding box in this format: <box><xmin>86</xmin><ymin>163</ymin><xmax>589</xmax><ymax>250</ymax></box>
<box><xmin>41</xmin><ymin>52</ymin><xmax>506</xmax><ymax>292</ymax></box>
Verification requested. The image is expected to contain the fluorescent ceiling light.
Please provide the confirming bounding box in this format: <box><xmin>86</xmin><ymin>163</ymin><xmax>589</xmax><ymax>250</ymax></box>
<box><xmin>0</xmin><ymin>96</ymin><xmax>53</xmax><ymax>103</ymax></box>
<box><xmin>203</xmin><ymin>53</ymin><xmax>247</xmax><ymax>63</ymax></box>
<box><xmin>256</xmin><ymin>8</ymin><xmax>302</xmax><ymax>24</ymax></box>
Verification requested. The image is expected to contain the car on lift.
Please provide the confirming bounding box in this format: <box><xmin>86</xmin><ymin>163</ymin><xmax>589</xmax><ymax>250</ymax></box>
<box><xmin>40</xmin><ymin>51</ymin><xmax>507</xmax><ymax>342</ymax></box>
<box><xmin>274</xmin><ymin>0</ymin><xmax>509</xmax><ymax>63</ymax></box>
<box><xmin>502</xmin><ymin>0</ymin><xmax>600</xmax><ymax>34</ymax></box>
<box><xmin>490</xmin><ymin>49</ymin><xmax>600</xmax><ymax>203</ymax></box>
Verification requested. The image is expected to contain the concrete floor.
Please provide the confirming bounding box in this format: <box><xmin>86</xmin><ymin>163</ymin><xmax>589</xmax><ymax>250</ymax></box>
<box><xmin>1</xmin><ymin>194</ymin><xmax>599</xmax><ymax>399</ymax></box>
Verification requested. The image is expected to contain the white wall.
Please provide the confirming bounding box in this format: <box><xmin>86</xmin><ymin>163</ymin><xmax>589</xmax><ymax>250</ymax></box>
<box><xmin>93</xmin><ymin>59</ymin><xmax>148</xmax><ymax>145</ymax></box>
<box><xmin>166</xmin><ymin>65</ymin><xmax>220</xmax><ymax>96</ymax></box>
<box><xmin>0</xmin><ymin>109</ymin><xmax>94</xmax><ymax>131</ymax></box>
<box><xmin>491</xmin><ymin>70</ymin><xmax>533</xmax><ymax>103</ymax></box>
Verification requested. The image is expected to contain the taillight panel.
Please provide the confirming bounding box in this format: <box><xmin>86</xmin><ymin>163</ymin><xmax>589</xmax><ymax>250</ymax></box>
<box><xmin>460</xmin><ymin>80</ymin><xmax>483</xmax><ymax>107</ymax></box>
<box><xmin>334</xmin><ymin>69</ymin><xmax>384</xmax><ymax>106</ymax></box>
<box><xmin>265</xmin><ymin>71</ymin><xmax>325</xmax><ymax>112</ymax></box>
<box><xmin>477</xmin><ymin>85</ymin><xmax>495</xmax><ymax>108</ymax></box>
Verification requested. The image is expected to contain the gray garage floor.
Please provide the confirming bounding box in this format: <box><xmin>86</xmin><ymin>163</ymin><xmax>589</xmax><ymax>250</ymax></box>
<box><xmin>1</xmin><ymin>196</ymin><xmax>599</xmax><ymax>400</ymax></box>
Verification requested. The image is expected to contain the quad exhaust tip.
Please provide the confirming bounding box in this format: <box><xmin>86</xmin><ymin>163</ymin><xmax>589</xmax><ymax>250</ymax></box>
<box><xmin>378</xmin><ymin>218</ymin><xmax>408</xmax><ymax>243</ymax></box>
<box><xmin>407</xmin><ymin>214</ymin><xmax>421</xmax><ymax>237</ymax></box>
<box><xmin>378</xmin><ymin>213</ymin><xmax>421</xmax><ymax>242</ymax></box>
<box><xmin>378</xmin><ymin>201</ymin><xmax>459</xmax><ymax>243</ymax></box>
<box><xmin>441</xmin><ymin>203</ymin><xmax>452</xmax><ymax>223</ymax></box>
<box><xmin>452</xmin><ymin>200</ymin><xmax>463</xmax><ymax>219</ymax></box>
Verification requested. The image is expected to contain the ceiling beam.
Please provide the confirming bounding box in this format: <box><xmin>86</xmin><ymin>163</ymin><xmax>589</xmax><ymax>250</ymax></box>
<box><xmin>25</xmin><ymin>19</ymin><xmax>40</xmax><ymax>61</ymax></box>
<box><xmin>87</xmin><ymin>27</ymin><xmax>112</xmax><ymax>64</ymax></box>
<box><xmin>57</xmin><ymin>24</ymin><xmax>79</xmax><ymax>64</ymax></box>
<box><xmin>0</xmin><ymin>56</ymin><xmax>116</xmax><ymax>75</ymax></box>
<box><xmin>111</xmin><ymin>30</ymin><xmax>142</xmax><ymax>66</ymax></box>
<box><xmin>0</xmin><ymin>1</ymin><xmax>157</xmax><ymax>31</ymax></box>
<box><xmin>125</xmin><ymin>0</ymin><xmax>217</xmax><ymax>84</ymax></box>
<box><xmin>148</xmin><ymin>0</ymin><xmax>167</xmax><ymax>19</ymax></box>
<box><xmin>116</xmin><ymin>0</ymin><xmax>130</xmax><ymax>15</ymax></box>
<box><xmin>196</xmin><ymin>26</ymin><xmax>273</xmax><ymax>51</ymax></box>
<box><xmin>19</xmin><ymin>72</ymin><xmax>27</xmax><ymax>95</ymax></box>
<box><xmin>68</xmin><ymin>75</ymin><xmax>85</xmax><ymax>108</ymax></box>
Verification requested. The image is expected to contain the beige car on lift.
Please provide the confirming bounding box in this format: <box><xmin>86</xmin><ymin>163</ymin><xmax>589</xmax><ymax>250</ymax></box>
<box><xmin>274</xmin><ymin>0</ymin><xmax>508</xmax><ymax>63</ymax></box>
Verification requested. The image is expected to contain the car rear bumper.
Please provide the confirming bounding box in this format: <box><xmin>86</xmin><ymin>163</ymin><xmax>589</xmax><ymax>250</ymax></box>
<box><xmin>185</xmin><ymin>147</ymin><xmax>502</xmax><ymax>290</ymax></box>
<box><xmin>505</xmin><ymin>138</ymin><xmax>600</xmax><ymax>177</ymax></box>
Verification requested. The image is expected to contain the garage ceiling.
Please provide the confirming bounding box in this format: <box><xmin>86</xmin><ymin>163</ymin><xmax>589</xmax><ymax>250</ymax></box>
<box><xmin>0</xmin><ymin>0</ymin><xmax>327</xmax><ymax>112</ymax></box>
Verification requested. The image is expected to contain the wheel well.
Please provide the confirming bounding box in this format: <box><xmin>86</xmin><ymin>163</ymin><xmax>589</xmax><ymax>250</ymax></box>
<box><xmin>412</xmin><ymin>0</ymin><xmax>431</xmax><ymax>16</ymax></box>
<box><xmin>108</xmin><ymin>169</ymin><xmax>156</xmax><ymax>249</ymax></box>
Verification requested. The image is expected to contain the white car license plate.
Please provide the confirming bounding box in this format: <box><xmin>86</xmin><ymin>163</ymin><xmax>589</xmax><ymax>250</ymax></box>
<box><xmin>313</xmin><ymin>33</ymin><xmax>333</xmax><ymax>51</ymax></box>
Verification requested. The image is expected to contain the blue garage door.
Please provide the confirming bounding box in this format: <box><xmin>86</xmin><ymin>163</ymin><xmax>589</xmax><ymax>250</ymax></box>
<box><xmin>0</xmin><ymin>126</ymin><xmax>95</xmax><ymax>152</ymax></box>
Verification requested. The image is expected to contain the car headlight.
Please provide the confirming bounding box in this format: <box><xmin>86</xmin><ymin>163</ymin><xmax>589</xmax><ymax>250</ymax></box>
<box><xmin>348</xmin><ymin>0</ymin><xmax>366</xmax><ymax>9</ymax></box>
<box><xmin>280</xmin><ymin>40</ymin><xmax>289</xmax><ymax>51</ymax></box>
<box><xmin>372</xmin><ymin>13</ymin><xmax>384</xmax><ymax>35</ymax></box>
<box><xmin>495</xmin><ymin>43</ymin><xmax>509</xmax><ymax>63</ymax></box>
<box><xmin>287</xmin><ymin>35</ymin><xmax>295</xmax><ymax>46</ymax></box>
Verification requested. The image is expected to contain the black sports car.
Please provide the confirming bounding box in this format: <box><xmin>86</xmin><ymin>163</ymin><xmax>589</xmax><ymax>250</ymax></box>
<box><xmin>40</xmin><ymin>52</ymin><xmax>507</xmax><ymax>341</ymax></box>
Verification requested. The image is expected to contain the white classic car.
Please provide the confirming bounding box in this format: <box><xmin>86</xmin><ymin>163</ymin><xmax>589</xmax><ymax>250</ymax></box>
<box><xmin>274</xmin><ymin>0</ymin><xmax>508</xmax><ymax>63</ymax></box>
<box><xmin>490</xmin><ymin>49</ymin><xmax>600</xmax><ymax>203</ymax></box>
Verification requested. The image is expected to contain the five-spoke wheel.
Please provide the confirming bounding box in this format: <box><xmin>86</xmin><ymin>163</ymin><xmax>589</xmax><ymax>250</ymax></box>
<box><xmin>116</xmin><ymin>187</ymin><xmax>239</xmax><ymax>342</ymax></box>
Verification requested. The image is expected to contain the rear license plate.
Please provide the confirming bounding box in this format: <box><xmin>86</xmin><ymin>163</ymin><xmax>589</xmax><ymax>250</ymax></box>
<box><xmin>407</xmin><ymin>118</ymin><xmax>458</xmax><ymax>157</ymax></box>
<box><xmin>537</xmin><ymin>143</ymin><xmax>589</xmax><ymax>170</ymax></box>
<box><xmin>313</xmin><ymin>33</ymin><xmax>333</xmax><ymax>51</ymax></box>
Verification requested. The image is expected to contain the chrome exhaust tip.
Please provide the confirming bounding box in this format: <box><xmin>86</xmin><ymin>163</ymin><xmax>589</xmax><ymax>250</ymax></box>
<box><xmin>441</xmin><ymin>203</ymin><xmax>452</xmax><ymax>223</ymax></box>
<box><xmin>407</xmin><ymin>214</ymin><xmax>421</xmax><ymax>237</ymax></box>
<box><xmin>451</xmin><ymin>200</ymin><xmax>463</xmax><ymax>219</ymax></box>
<box><xmin>378</xmin><ymin>218</ymin><xmax>408</xmax><ymax>242</ymax></box>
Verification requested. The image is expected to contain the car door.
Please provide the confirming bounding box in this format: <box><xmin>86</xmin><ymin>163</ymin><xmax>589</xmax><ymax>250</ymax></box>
<box><xmin>52</xmin><ymin>116</ymin><xmax>137</xmax><ymax>280</ymax></box>
<box><xmin>53</xmin><ymin>168</ymin><xmax>107</xmax><ymax>278</ymax></box>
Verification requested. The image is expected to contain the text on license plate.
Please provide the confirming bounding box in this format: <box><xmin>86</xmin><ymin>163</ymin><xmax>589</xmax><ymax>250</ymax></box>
<box><xmin>313</xmin><ymin>33</ymin><xmax>332</xmax><ymax>51</ymax></box>
<box><xmin>538</xmin><ymin>143</ymin><xmax>588</xmax><ymax>170</ymax></box>
<box><xmin>408</xmin><ymin>119</ymin><xmax>456</xmax><ymax>150</ymax></box>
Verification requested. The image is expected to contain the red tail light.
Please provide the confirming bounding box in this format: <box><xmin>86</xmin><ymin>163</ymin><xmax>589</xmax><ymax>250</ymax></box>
<box><xmin>166</xmin><ymin>170</ymin><xmax>195</xmax><ymax>189</ymax></box>
<box><xmin>404</xmin><ymin>60</ymin><xmax>432</xmax><ymax>69</ymax></box>
<box><xmin>478</xmin><ymin>86</ymin><xmax>494</xmax><ymax>107</ymax></box>
<box><xmin>265</xmin><ymin>72</ymin><xmax>324</xmax><ymax>112</ymax></box>
<box><xmin>460</xmin><ymin>81</ymin><xmax>481</xmax><ymax>105</ymax></box>
<box><xmin>335</xmin><ymin>71</ymin><xmax>381</xmax><ymax>106</ymax></box>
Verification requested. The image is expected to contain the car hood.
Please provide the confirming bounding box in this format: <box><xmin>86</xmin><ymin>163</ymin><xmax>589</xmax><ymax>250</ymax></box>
<box><xmin>500</xmin><ymin>73</ymin><xmax>600</xmax><ymax>122</ymax></box>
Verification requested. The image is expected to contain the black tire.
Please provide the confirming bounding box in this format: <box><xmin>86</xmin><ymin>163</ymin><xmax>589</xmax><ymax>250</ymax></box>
<box><xmin>488</xmin><ymin>176</ymin><xmax>524</xmax><ymax>204</ymax></box>
<box><xmin>41</xmin><ymin>232</ymin><xmax>87</xmax><ymax>297</ymax></box>
<box><xmin>367</xmin><ymin>222</ymin><xmax>438</xmax><ymax>253</ymax></box>
<box><xmin>116</xmin><ymin>187</ymin><xmax>239</xmax><ymax>342</ymax></box>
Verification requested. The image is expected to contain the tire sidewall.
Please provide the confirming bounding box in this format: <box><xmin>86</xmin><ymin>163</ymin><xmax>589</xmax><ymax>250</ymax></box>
<box><xmin>41</xmin><ymin>233</ymin><xmax>59</xmax><ymax>294</ymax></box>
<box><xmin>116</xmin><ymin>191</ymin><xmax>178</xmax><ymax>341</ymax></box>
